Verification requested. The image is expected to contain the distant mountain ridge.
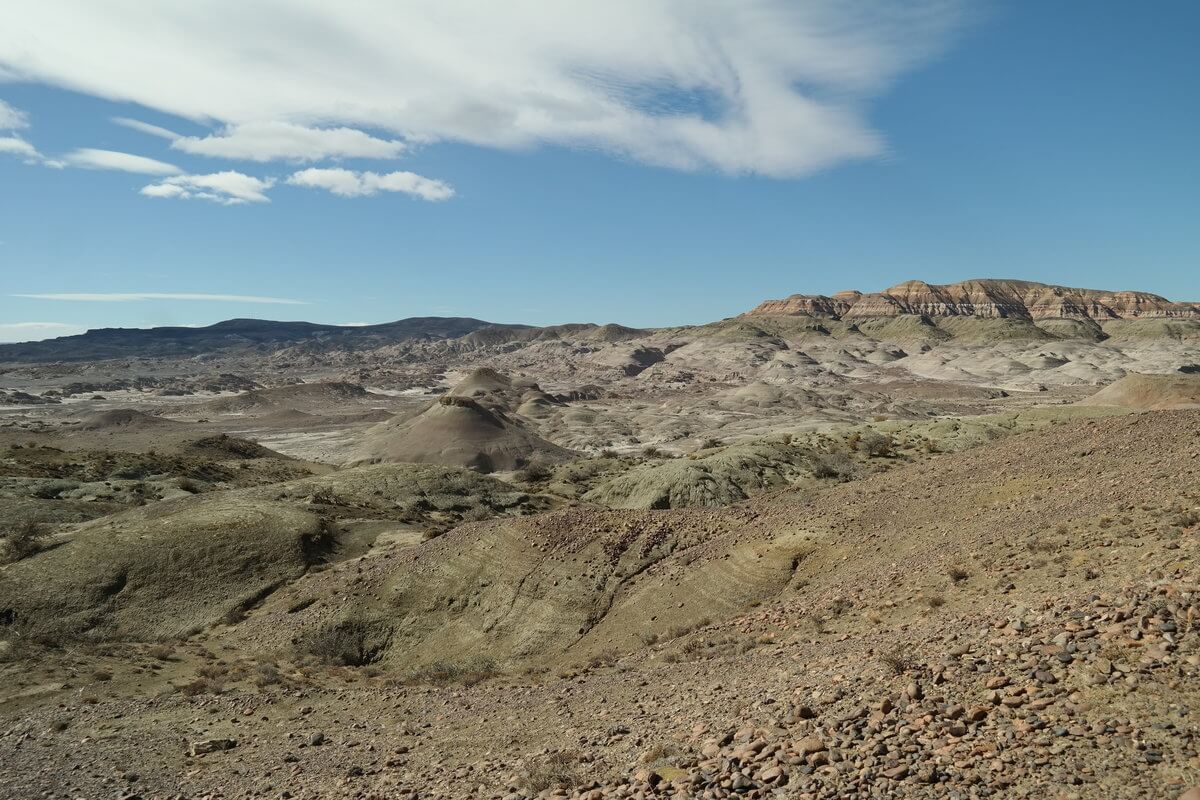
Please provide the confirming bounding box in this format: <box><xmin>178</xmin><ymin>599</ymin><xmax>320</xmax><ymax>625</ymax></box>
<box><xmin>4</xmin><ymin>278</ymin><xmax>1198</xmax><ymax>365</ymax></box>
<box><xmin>0</xmin><ymin>316</ymin><xmax>526</xmax><ymax>363</ymax></box>
<box><xmin>748</xmin><ymin>278</ymin><xmax>1200</xmax><ymax>321</ymax></box>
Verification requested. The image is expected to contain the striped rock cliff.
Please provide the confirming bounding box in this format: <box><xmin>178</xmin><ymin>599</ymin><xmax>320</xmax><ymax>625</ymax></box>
<box><xmin>748</xmin><ymin>278</ymin><xmax>1200</xmax><ymax>321</ymax></box>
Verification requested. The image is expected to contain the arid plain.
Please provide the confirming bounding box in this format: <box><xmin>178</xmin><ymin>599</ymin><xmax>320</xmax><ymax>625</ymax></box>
<box><xmin>2</xmin><ymin>279</ymin><xmax>1200</xmax><ymax>799</ymax></box>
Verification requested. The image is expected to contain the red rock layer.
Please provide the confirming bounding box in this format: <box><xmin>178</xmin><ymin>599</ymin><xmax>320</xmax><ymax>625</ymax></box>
<box><xmin>747</xmin><ymin>279</ymin><xmax>1200</xmax><ymax>321</ymax></box>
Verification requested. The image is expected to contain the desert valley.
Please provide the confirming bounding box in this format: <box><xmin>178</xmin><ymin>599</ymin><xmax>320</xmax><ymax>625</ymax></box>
<box><xmin>1</xmin><ymin>278</ymin><xmax>1199</xmax><ymax>799</ymax></box>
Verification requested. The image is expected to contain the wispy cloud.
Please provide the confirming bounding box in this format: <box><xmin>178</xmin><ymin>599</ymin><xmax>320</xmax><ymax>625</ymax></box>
<box><xmin>112</xmin><ymin>117</ymin><xmax>179</xmax><ymax>140</ymax></box>
<box><xmin>0</xmin><ymin>3</ymin><xmax>966</xmax><ymax>176</ymax></box>
<box><xmin>0</xmin><ymin>99</ymin><xmax>28</xmax><ymax>130</ymax></box>
<box><xmin>0</xmin><ymin>321</ymin><xmax>88</xmax><ymax>343</ymax></box>
<box><xmin>0</xmin><ymin>135</ymin><xmax>39</xmax><ymax>159</ymax></box>
<box><xmin>172</xmin><ymin>122</ymin><xmax>406</xmax><ymax>162</ymax></box>
<box><xmin>15</xmin><ymin>292</ymin><xmax>308</xmax><ymax>304</ymax></box>
<box><xmin>0</xmin><ymin>101</ymin><xmax>47</xmax><ymax>164</ymax></box>
<box><xmin>64</xmin><ymin>147</ymin><xmax>181</xmax><ymax>175</ymax></box>
<box><xmin>286</xmin><ymin>168</ymin><xmax>453</xmax><ymax>200</ymax></box>
<box><xmin>2</xmin><ymin>103</ymin><xmax>177</xmax><ymax>174</ymax></box>
<box><xmin>140</xmin><ymin>171</ymin><xmax>275</xmax><ymax>204</ymax></box>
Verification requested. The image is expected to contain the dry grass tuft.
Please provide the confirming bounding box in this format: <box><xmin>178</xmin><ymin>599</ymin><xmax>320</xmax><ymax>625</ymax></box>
<box><xmin>0</xmin><ymin>520</ymin><xmax>49</xmax><ymax>564</ymax></box>
<box><xmin>405</xmin><ymin>656</ymin><xmax>499</xmax><ymax>687</ymax></box>
<box><xmin>520</xmin><ymin>752</ymin><xmax>584</xmax><ymax>793</ymax></box>
<box><xmin>880</xmin><ymin>646</ymin><xmax>915</xmax><ymax>675</ymax></box>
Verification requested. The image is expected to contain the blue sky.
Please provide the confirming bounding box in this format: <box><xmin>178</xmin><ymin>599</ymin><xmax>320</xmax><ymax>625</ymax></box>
<box><xmin>1</xmin><ymin>1</ymin><xmax>1197</xmax><ymax>341</ymax></box>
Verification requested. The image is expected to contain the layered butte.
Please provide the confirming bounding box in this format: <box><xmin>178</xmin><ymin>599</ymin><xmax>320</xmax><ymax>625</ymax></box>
<box><xmin>748</xmin><ymin>278</ymin><xmax>1200</xmax><ymax>321</ymax></box>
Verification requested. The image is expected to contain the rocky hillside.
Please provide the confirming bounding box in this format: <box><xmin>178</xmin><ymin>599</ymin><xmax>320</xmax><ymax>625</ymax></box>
<box><xmin>749</xmin><ymin>279</ymin><xmax>1200</xmax><ymax>321</ymax></box>
<box><xmin>2</xmin><ymin>407</ymin><xmax>1198</xmax><ymax>799</ymax></box>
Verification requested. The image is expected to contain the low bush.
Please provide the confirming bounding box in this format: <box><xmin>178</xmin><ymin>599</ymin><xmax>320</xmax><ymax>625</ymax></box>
<box><xmin>854</xmin><ymin>431</ymin><xmax>894</xmax><ymax>458</ymax></box>
<box><xmin>299</xmin><ymin>619</ymin><xmax>392</xmax><ymax>667</ymax></box>
<box><xmin>880</xmin><ymin>646</ymin><xmax>915</xmax><ymax>675</ymax></box>
<box><xmin>520</xmin><ymin>752</ymin><xmax>583</xmax><ymax>793</ymax></box>
<box><xmin>405</xmin><ymin>656</ymin><xmax>498</xmax><ymax>686</ymax></box>
<box><xmin>0</xmin><ymin>521</ymin><xmax>48</xmax><ymax>564</ymax></box>
<box><xmin>809</xmin><ymin>453</ymin><xmax>855</xmax><ymax>481</ymax></box>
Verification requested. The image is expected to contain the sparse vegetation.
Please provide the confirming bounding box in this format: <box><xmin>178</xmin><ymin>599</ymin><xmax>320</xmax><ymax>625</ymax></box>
<box><xmin>854</xmin><ymin>430</ymin><xmax>895</xmax><ymax>458</ymax></box>
<box><xmin>147</xmin><ymin>644</ymin><xmax>175</xmax><ymax>661</ymax></box>
<box><xmin>299</xmin><ymin>619</ymin><xmax>393</xmax><ymax>667</ymax></box>
<box><xmin>178</xmin><ymin>676</ymin><xmax>224</xmax><ymax>696</ymax></box>
<box><xmin>515</xmin><ymin>459</ymin><xmax>553</xmax><ymax>483</ymax></box>
<box><xmin>519</xmin><ymin>752</ymin><xmax>583</xmax><ymax>793</ymax></box>
<box><xmin>0</xmin><ymin>520</ymin><xmax>49</xmax><ymax>564</ymax></box>
<box><xmin>404</xmin><ymin>656</ymin><xmax>499</xmax><ymax>686</ymax></box>
<box><xmin>254</xmin><ymin>662</ymin><xmax>283</xmax><ymax>687</ymax></box>
<box><xmin>1027</xmin><ymin>536</ymin><xmax>1057</xmax><ymax>553</ymax></box>
<box><xmin>809</xmin><ymin>452</ymin><xmax>855</xmax><ymax>480</ymax></box>
<box><xmin>880</xmin><ymin>646</ymin><xmax>915</xmax><ymax>675</ymax></box>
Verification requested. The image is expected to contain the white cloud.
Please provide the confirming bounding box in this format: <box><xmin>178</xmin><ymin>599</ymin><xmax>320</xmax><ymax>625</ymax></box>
<box><xmin>0</xmin><ymin>2</ymin><xmax>966</xmax><ymax>177</ymax></box>
<box><xmin>172</xmin><ymin>121</ymin><xmax>406</xmax><ymax>162</ymax></box>
<box><xmin>0</xmin><ymin>101</ymin><xmax>50</xmax><ymax>164</ymax></box>
<box><xmin>140</xmin><ymin>171</ymin><xmax>275</xmax><ymax>204</ymax></box>
<box><xmin>15</xmin><ymin>293</ymin><xmax>307</xmax><ymax>304</ymax></box>
<box><xmin>64</xmin><ymin>147</ymin><xmax>181</xmax><ymax>175</ymax></box>
<box><xmin>0</xmin><ymin>322</ymin><xmax>88</xmax><ymax>343</ymax></box>
<box><xmin>0</xmin><ymin>99</ymin><xmax>28</xmax><ymax>130</ymax></box>
<box><xmin>0</xmin><ymin>136</ymin><xmax>38</xmax><ymax>158</ymax></box>
<box><xmin>0</xmin><ymin>105</ymin><xmax>176</xmax><ymax>174</ymax></box>
<box><xmin>112</xmin><ymin>117</ymin><xmax>179</xmax><ymax>140</ymax></box>
<box><xmin>286</xmin><ymin>167</ymin><xmax>453</xmax><ymax>200</ymax></box>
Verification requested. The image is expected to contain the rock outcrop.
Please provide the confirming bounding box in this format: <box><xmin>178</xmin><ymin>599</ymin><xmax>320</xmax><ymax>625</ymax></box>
<box><xmin>749</xmin><ymin>278</ymin><xmax>1200</xmax><ymax>321</ymax></box>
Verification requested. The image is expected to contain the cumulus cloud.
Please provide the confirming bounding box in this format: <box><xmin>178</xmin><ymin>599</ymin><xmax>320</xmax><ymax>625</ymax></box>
<box><xmin>64</xmin><ymin>147</ymin><xmax>181</xmax><ymax>175</ymax></box>
<box><xmin>15</xmin><ymin>292</ymin><xmax>307</xmax><ymax>304</ymax></box>
<box><xmin>140</xmin><ymin>171</ymin><xmax>275</xmax><ymax>204</ymax></box>
<box><xmin>286</xmin><ymin>167</ymin><xmax>453</xmax><ymax>200</ymax></box>
<box><xmin>0</xmin><ymin>2</ymin><xmax>966</xmax><ymax>176</ymax></box>
<box><xmin>0</xmin><ymin>322</ymin><xmax>87</xmax><ymax>343</ymax></box>
<box><xmin>0</xmin><ymin>98</ymin><xmax>28</xmax><ymax>130</ymax></box>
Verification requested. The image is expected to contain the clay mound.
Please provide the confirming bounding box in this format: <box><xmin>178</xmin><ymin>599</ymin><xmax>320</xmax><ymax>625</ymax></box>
<box><xmin>1082</xmin><ymin>373</ymin><xmax>1200</xmax><ymax>410</ymax></box>
<box><xmin>1035</xmin><ymin>317</ymin><xmax>1105</xmax><ymax>341</ymax></box>
<box><xmin>515</xmin><ymin>389</ymin><xmax>562</xmax><ymax>418</ymax></box>
<box><xmin>584</xmin><ymin>324</ymin><xmax>647</xmax><ymax>342</ymax></box>
<box><xmin>77</xmin><ymin>409</ymin><xmax>173</xmax><ymax>431</ymax></box>
<box><xmin>203</xmin><ymin>382</ymin><xmax>377</xmax><ymax>413</ymax></box>
<box><xmin>351</xmin><ymin>395</ymin><xmax>575</xmax><ymax>472</ymax></box>
<box><xmin>583</xmin><ymin>441</ymin><xmax>823</xmax><ymax>509</ymax></box>
<box><xmin>173</xmin><ymin>433</ymin><xmax>289</xmax><ymax>461</ymax></box>
<box><xmin>446</xmin><ymin>367</ymin><xmax>513</xmax><ymax>398</ymax></box>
